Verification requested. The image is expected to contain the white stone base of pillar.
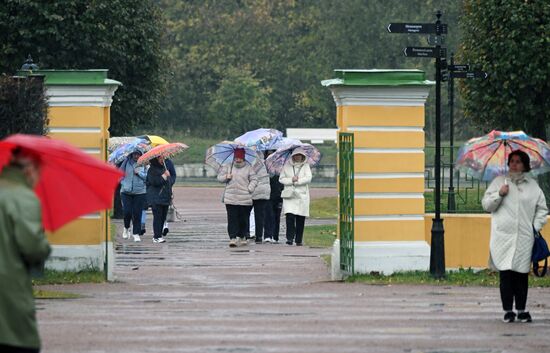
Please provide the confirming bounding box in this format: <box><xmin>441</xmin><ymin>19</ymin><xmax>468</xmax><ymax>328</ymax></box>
<box><xmin>45</xmin><ymin>243</ymin><xmax>115</xmax><ymax>281</ymax></box>
<box><xmin>331</xmin><ymin>240</ymin><xmax>430</xmax><ymax>278</ymax></box>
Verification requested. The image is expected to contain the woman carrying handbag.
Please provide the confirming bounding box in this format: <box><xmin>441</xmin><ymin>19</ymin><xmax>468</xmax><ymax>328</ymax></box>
<box><xmin>482</xmin><ymin>150</ymin><xmax>548</xmax><ymax>323</ymax></box>
<box><xmin>279</xmin><ymin>148</ymin><xmax>312</xmax><ymax>246</ymax></box>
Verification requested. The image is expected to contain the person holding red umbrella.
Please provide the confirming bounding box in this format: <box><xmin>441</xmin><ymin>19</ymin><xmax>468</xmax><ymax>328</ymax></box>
<box><xmin>0</xmin><ymin>148</ymin><xmax>51</xmax><ymax>353</ymax></box>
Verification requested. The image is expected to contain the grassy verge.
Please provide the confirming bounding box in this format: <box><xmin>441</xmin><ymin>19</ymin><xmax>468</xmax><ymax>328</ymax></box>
<box><xmin>310</xmin><ymin>197</ymin><xmax>338</xmax><ymax>219</ymax></box>
<box><xmin>34</xmin><ymin>290</ymin><xmax>82</xmax><ymax>299</ymax></box>
<box><xmin>303</xmin><ymin>224</ymin><xmax>336</xmax><ymax>247</ymax></box>
<box><xmin>347</xmin><ymin>268</ymin><xmax>550</xmax><ymax>287</ymax></box>
<box><xmin>32</xmin><ymin>269</ymin><xmax>105</xmax><ymax>286</ymax></box>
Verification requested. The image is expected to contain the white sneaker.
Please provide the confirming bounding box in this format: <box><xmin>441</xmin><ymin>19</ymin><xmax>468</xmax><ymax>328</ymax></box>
<box><xmin>229</xmin><ymin>239</ymin><xmax>237</xmax><ymax>247</ymax></box>
<box><xmin>122</xmin><ymin>228</ymin><xmax>130</xmax><ymax>239</ymax></box>
<box><xmin>264</xmin><ymin>238</ymin><xmax>273</xmax><ymax>243</ymax></box>
<box><xmin>272</xmin><ymin>239</ymin><xmax>279</xmax><ymax>244</ymax></box>
<box><xmin>237</xmin><ymin>237</ymin><xmax>247</xmax><ymax>246</ymax></box>
<box><xmin>132</xmin><ymin>234</ymin><xmax>141</xmax><ymax>242</ymax></box>
<box><xmin>153</xmin><ymin>237</ymin><xmax>166</xmax><ymax>243</ymax></box>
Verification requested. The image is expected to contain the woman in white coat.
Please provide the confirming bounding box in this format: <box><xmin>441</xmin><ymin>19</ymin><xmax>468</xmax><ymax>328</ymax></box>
<box><xmin>279</xmin><ymin>149</ymin><xmax>312</xmax><ymax>246</ymax></box>
<box><xmin>482</xmin><ymin>150</ymin><xmax>548</xmax><ymax>323</ymax></box>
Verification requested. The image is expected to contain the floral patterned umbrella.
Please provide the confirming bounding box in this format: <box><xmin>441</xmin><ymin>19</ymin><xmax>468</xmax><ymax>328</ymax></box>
<box><xmin>136</xmin><ymin>142</ymin><xmax>189</xmax><ymax>167</ymax></box>
<box><xmin>265</xmin><ymin>142</ymin><xmax>321</xmax><ymax>175</ymax></box>
<box><xmin>455</xmin><ymin>130</ymin><xmax>550</xmax><ymax>181</ymax></box>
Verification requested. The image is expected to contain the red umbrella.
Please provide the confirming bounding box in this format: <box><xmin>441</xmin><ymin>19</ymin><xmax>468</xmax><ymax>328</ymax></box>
<box><xmin>0</xmin><ymin>134</ymin><xmax>124</xmax><ymax>231</ymax></box>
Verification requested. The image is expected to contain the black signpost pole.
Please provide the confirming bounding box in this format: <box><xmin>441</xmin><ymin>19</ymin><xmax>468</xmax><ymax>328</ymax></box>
<box><xmin>430</xmin><ymin>11</ymin><xmax>445</xmax><ymax>279</ymax></box>
<box><xmin>388</xmin><ymin>11</ymin><xmax>447</xmax><ymax>278</ymax></box>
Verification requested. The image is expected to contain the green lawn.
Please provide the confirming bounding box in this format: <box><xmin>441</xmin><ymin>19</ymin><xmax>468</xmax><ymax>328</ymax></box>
<box><xmin>347</xmin><ymin>268</ymin><xmax>550</xmax><ymax>287</ymax></box>
<box><xmin>310</xmin><ymin>197</ymin><xmax>338</xmax><ymax>219</ymax></box>
<box><xmin>303</xmin><ymin>224</ymin><xmax>337</xmax><ymax>247</ymax></box>
<box><xmin>310</xmin><ymin>191</ymin><xmax>487</xmax><ymax>215</ymax></box>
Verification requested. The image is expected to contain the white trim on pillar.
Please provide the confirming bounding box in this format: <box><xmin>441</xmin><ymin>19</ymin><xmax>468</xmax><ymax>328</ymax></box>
<box><xmin>46</xmin><ymin>243</ymin><xmax>115</xmax><ymax>281</ymax></box>
<box><xmin>330</xmin><ymin>86</ymin><xmax>431</xmax><ymax>107</ymax></box>
<box><xmin>46</xmin><ymin>85</ymin><xmax>119</xmax><ymax>107</ymax></box>
<box><xmin>331</xmin><ymin>239</ymin><xmax>430</xmax><ymax>279</ymax></box>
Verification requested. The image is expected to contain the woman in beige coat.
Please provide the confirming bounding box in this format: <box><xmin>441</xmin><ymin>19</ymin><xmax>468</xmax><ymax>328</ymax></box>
<box><xmin>279</xmin><ymin>149</ymin><xmax>312</xmax><ymax>246</ymax></box>
<box><xmin>217</xmin><ymin>148</ymin><xmax>258</xmax><ymax>247</ymax></box>
<box><xmin>482</xmin><ymin>150</ymin><xmax>548</xmax><ymax>323</ymax></box>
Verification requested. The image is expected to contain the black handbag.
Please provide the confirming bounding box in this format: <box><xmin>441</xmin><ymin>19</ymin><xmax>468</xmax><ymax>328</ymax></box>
<box><xmin>532</xmin><ymin>230</ymin><xmax>550</xmax><ymax>277</ymax></box>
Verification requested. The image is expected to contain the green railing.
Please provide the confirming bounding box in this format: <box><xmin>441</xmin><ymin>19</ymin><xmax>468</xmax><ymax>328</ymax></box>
<box><xmin>339</xmin><ymin>133</ymin><xmax>354</xmax><ymax>276</ymax></box>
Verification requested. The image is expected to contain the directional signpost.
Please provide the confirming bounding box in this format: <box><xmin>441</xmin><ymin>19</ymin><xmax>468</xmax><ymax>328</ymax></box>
<box><xmin>447</xmin><ymin>53</ymin><xmax>488</xmax><ymax>213</ymax></box>
<box><xmin>403</xmin><ymin>47</ymin><xmax>446</xmax><ymax>58</ymax></box>
<box><xmin>388</xmin><ymin>11</ymin><xmax>447</xmax><ymax>279</ymax></box>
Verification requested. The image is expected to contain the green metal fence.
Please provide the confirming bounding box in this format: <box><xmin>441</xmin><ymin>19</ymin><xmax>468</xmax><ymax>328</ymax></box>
<box><xmin>425</xmin><ymin>146</ymin><xmax>488</xmax><ymax>213</ymax></box>
<box><xmin>339</xmin><ymin>132</ymin><xmax>354</xmax><ymax>276</ymax></box>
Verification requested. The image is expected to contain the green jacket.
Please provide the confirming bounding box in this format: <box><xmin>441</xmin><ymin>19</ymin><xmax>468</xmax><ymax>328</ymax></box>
<box><xmin>0</xmin><ymin>166</ymin><xmax>51</xmax><ymax>349</ymax></box>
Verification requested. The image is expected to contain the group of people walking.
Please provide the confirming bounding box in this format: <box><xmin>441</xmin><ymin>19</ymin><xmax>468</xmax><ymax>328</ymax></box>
<box><xmin>218</xmin><ymin>147</ymin><xmax>312</xmax><ymax>247</ymax></box>
<box><xmin>118</xmin><ymin>151</ymin><xmax>176</xmax><ymax>244</ymax></box>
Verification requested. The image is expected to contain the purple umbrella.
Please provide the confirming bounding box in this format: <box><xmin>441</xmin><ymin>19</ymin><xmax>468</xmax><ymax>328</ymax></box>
<box><xmin>265</xmin><ymin>143</ymin><xmax>322</xmax><ymax>175</ymax></box>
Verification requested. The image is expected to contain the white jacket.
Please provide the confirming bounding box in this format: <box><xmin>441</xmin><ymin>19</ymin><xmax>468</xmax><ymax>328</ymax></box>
<box><xmin>482</xmin><ymin>174</ymin><xmax>548</xmax><ymax>273</ymax></box>
<box><xmin>217</xmin><ymin>163</ymin><xmax>258</xmax><ymax>206</ymax></box>
<box><xmin>279</xmin><ymin>160</ymin><xmax>312</xmax><ymax>217</ymax></box>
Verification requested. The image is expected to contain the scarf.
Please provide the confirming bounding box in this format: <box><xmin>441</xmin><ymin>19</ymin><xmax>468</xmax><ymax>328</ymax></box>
<box><xmin>508</xmin><ymin>172</ymin><xmax>526</xmax><ymax>185</ymax></box>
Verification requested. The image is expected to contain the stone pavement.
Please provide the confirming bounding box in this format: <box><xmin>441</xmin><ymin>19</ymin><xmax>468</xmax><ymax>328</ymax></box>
<box><xmin>37</xmin><ymin>187</ymin><xmax>550</xmax><ymax>353</ymax></box>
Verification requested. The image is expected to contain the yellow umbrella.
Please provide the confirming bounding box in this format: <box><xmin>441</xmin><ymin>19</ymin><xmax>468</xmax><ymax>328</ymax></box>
<box><xmin>146</xmin><ymin>135</ymin><xmax>169</xmax><ymax>147</ymax></box>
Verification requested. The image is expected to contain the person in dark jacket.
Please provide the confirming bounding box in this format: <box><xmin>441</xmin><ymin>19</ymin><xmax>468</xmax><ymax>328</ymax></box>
<box><xmin>0</xmin><ymin>149</ymin><xmax>51</xmax><ymax>353</ymax></box>
<box><xmin>263</xmin><ymin>149</ymin><xmax>283</xmax><ymax>243</ymax></box>
<box><xmin>162</xmin><ymin>158</ymin><xmax>177</xmax><ymax>236</ymax></box>
<box><xmin>141</xmin><ymin>158</ymin><xmax>177</xmax><ymax>236</ymax></box>
<box><xmin>146</xmin><ymin>156</ymin><xmax>173</xmax><ymax>243</ymax></box>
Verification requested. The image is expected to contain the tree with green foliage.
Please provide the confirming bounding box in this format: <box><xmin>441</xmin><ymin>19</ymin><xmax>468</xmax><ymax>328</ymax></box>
<box><xmin>207</xmin><ymin>66</ymin><xmax>272</xmax><ymax>138</ymax></box>
<box><xmin>0</xmin><ymin>0</ymin><xmax>166</xmax><ymax>135</ymax></box>
<box><xmin>459</xmin><ymin>0</ymin><xmax>550</xmax><ymax>139</ymax></box>
<box><xmin>157</xmin><ymin>0</ymin><xmax>464</xmax><ymax>139</ymax></box>
<box><xmin>0</xmin><ymin>75</ymin><xmax>48</xmax><ymax>138</ymax></box>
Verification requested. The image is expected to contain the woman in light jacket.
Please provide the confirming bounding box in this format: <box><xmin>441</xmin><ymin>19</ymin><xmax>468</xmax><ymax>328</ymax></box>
<box><xmin>482</xmin><ymin>150</ymin><xmax>548</xmax><ymax>323</ymax></box>
<box><xmin>218</xmin><ymin>148</ymin><xmax>258</xmax><ymax>247</ymax></box>
<box><xmin>279</xmin><ymin>148</ymin><xmax>312</xmax><ymax>246</ymax></box>
<box><xmin>119</xmin><ymin>151</ymin><xmax>148</xmax><ymax>242</ymax></box>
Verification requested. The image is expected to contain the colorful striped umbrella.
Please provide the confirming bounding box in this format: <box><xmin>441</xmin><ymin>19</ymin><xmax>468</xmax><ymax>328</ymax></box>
<box><xmin>455</xmin><ymin>130</ymin><xmax>550</xmax><ymax>181</ymax></box>
<box><xmin>136</xmin><ymin>142</ymin><xmax>189</xmax><ymax>167</ymax></box>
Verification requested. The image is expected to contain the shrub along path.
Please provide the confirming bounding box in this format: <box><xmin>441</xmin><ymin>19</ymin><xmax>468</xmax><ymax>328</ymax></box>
<box><xmin>36</xmin><ymin>187</ymin><xmax>550</xmax><ymax>353</ymax></box>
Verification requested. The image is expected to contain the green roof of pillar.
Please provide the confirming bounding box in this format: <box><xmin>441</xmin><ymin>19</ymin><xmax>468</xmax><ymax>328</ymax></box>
<box><xmin>321</xmin><ymin>69</ymin><xmax>433</xmax><ymax>87</ymax></box>
<box><xmin>15</xmin><ymin>69</ymin><xmax>121</xmax><ymax>86</ymax></box>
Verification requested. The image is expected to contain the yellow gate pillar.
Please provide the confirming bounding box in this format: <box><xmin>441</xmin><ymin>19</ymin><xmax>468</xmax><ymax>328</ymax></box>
<box><xmin>323</xmin><ymin>69</ymin><xmax>433</xmax><ymax>276</ymax></box>
<box><xmin>19</xmin><ymin>69</ymin><xmax>121</xmax><ymax>280</ymax></box>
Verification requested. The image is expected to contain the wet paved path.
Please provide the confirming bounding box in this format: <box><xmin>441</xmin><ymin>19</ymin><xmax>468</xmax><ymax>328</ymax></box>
<box><xmin>37</xmin><ymin>187</ymin><xmax>550</xmax><ymax>353</ymax></box>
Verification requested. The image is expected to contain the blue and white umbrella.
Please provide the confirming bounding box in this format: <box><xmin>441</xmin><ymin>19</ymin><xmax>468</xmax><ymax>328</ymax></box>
<box><xmin>205</xmin><ymin>141</ymin><xmax>258</xmax><ymax>172</ymax></box>
<box><xmin>108</xmin><ymin>138</ymin><xmax>150</xmax><ymax>165</ymax></box>
<box><xmin>234</xmin><ymin>128</ymin><xmax>283</xmax><ymax>151</ymax></box>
